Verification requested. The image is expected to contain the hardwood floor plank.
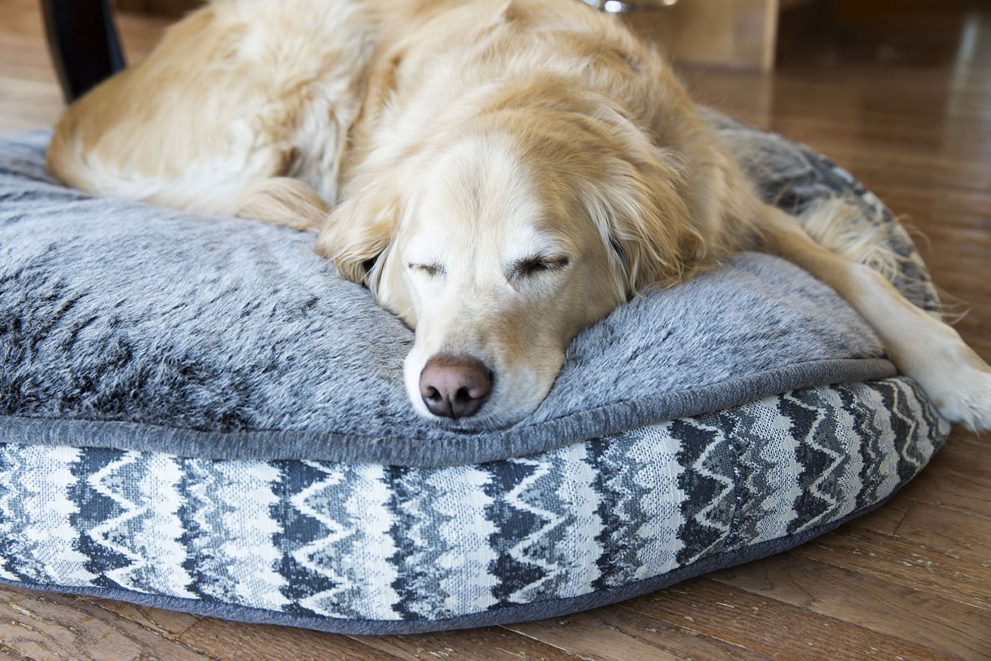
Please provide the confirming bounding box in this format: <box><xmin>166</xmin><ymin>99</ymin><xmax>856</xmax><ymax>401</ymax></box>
<box><xmin>895</xmin><ymin>465</ymin><xmax>991</xmax><ymax>520</ymax></box>
<box><xmin>894</xmin><ymin>502</ymin><xmax>991</xmax><ymax>565</ymax></box>
<box><xmin>791</xmin><ymin>528</ymin><xmax>991</xmax><ymax>611</ymax></box>
<box><xmin>350</xmin><ymin>627</ymin><xmax>585</xmax><ymax>660</ymax></box>
<box><xmin>177</xmin><ymin>617</ymin><xmax>395</xmax><ymax>661</ymax></box>
<box><xmin>711</xmin><ymin>554</ymin><xmax>991</xmax><ymax>658</ymax></box>
<box><xmin>0</xmin><ymin>587</ymin><xmax>212</xmax><ymax>661</ymax></box>
<box><xmin>811</xmin><ymin>151</ymin><xmax>991</xmax><ymax>198</ymax></box>
<box><xmin>926</xmin><ymin>432</ymin><xmax>991</xmax><ymax>482</ymax></box>
<box><xmin>625</xmin><ymin>577</ymin><xmax>946</xmax><ymax>660</ymax></box>
<box><xmin>770</xmin><ymin>118</ymin><xmax>991</xmax><ymax>164</ymax></box>
<box><xmin>843</xmin><ymin>493</ymin><xmax>912</xmax><ymax>537</ymax></box>
<box><xmin>506</xmin><ymin>604</ymin><xmax>766</xmax><ymax>661</ymax></box>
<box><xmin>96</xmin><ymin>600</ymin><xmax>203</xmax><ymax>638</ymax></box>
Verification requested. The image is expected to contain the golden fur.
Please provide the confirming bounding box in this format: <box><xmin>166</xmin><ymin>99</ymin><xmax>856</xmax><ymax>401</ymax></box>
<box><xmin>47</xmin><ymin>0</ymin><xmax>991</xmax><ymax>427</ymax></box>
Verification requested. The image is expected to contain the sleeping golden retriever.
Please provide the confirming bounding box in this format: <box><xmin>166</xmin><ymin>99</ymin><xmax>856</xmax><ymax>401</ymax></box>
<box><xmin>46</xmin><ymin>0</ymin><xmax>990</xmax><ymax>428</ymax></box>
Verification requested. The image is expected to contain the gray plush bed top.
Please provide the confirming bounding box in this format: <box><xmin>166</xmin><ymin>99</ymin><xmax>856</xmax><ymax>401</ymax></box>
<box><xmin>0</xmin><ymin>122</ymin><xmax>916</xmax><ymax>467</ymax></box>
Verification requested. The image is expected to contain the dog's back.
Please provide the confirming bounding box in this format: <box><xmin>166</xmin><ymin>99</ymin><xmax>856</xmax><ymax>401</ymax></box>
<box><xmin>48</xmin><ymin>0</ymin><xmax>751</xmax><ymax>250</ymax></box>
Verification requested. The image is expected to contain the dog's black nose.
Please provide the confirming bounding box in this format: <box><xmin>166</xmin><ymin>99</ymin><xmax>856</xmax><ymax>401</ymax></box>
<box><xmin>419</xmin><ymin>354</ymin><xmax>492</xmax><ymax>418</ymax></box>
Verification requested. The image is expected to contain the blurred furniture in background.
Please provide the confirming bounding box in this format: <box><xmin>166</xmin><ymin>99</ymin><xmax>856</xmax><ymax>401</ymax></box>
<box><xmin>42</xmin><ymin>0</ymin><xmax>123</xmax><ymax>101</ymax></box>
<box><xmin>622</xmin><ymin>0</ymin><xmax>818</xmax><ymax>71</ymax></box>
<box><xmin>109</xmin><ymin>0</ymin><xmax>812</xmax><ymax>71</ymax></box>
<box><xmin>58</xmin><ymin>0</ymin><xmax>972</xmax><ymax>94</ymax></box>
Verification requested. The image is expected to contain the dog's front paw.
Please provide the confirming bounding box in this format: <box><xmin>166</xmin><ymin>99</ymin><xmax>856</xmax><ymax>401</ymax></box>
<box><xmin>924</xmin><ymin>349</ymin><xmax>991</xmax><ymax>431</ymax></box>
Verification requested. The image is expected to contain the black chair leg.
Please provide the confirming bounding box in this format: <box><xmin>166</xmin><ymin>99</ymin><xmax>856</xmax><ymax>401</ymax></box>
<box><xmin>40</xmin><ymin>0</ymin><xmax>125</xmax><ymax>103</ymax></box>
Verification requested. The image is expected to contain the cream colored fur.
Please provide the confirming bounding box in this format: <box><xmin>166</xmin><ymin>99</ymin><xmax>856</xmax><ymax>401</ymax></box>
<box><xmin>47</xmin><ymin>0</ymin><xmax>990</xmax><ymax>428</ymax></box>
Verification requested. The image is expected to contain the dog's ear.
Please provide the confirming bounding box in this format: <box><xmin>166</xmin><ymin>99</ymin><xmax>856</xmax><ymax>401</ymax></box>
<box><xmin>498</xmin><ymin>0</ymin><xmax>526</xmax><ymax>22</ymax></box>
<box><xmin>582</xmin><ymin>115</ymin><xmax>707</xmax><ymax>294</ymax></box>
<box><xmin>316</xmin><ymin>183</ymin><xmax>402</xmax><ymax>289</ymax></box>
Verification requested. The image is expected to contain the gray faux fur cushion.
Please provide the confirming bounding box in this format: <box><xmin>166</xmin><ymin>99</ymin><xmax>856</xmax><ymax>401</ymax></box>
<box><xmin>0</xmin><ymin>113</ymin><xmax>935</xmax><ymax>466</ymax></box>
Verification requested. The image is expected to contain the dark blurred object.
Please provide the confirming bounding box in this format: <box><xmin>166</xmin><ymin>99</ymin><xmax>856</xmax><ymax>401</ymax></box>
<box><xmin>777</xmin><ymin>0</ymin><xmax>971</xmax><ymax>67</ymax></box>
<box><xmin>114</xmin><ymin>0</ymin><xmax>201</xmax><ymax>16</ymax></box>
<box><xmin>41</xmin><ymin>0</ymin><xmax>124</xmax><ymax>102</ymax></box>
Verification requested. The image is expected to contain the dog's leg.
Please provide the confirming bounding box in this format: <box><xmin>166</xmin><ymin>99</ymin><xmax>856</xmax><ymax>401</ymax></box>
<box><xmin>759</xmin><ymin>203</ymin><xmax>991</xmax><ymax>430</ymax></box>
<box><xmin>235</xmin><ymin>177</ymin><xmax>330</xmax><ymax>232</ymax></box>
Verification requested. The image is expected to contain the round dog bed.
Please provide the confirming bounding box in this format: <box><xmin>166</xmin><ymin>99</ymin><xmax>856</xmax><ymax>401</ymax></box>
<box><xmin>0</xmin><ymin>111</ymin><xmax>948</xmax><ymax>634</ymax></box>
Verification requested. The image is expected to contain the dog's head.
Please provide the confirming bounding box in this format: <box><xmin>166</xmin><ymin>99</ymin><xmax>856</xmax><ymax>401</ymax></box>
<box><xmin>318</xmin><ymin>95</ymin><xmax>709</xmax><ymax>426</ymax></box>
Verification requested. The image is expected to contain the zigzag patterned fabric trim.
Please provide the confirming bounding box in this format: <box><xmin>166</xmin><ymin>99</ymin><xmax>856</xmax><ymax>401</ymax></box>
<box><xmin>0</xmin><ymin>377</ymin><xmax>947</xmax><ymax>629</ymax></box>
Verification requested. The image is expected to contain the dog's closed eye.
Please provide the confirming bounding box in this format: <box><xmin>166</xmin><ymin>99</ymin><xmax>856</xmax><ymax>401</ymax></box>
<box><xmin>511</xmin><ymin>256</ymin><xmax>570</xmax><ymax>280</ymax></box>
<box><xmin>409</xmin><ymin>262</ymin><xmax>445</xmax><ymax>277</ymax></box>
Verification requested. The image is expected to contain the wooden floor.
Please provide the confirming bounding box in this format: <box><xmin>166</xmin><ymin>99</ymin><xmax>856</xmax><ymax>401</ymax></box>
<box><xmin>1</xmin><ymin>0</ymin><xmax>989</xmax><ymax>658</ymax></box>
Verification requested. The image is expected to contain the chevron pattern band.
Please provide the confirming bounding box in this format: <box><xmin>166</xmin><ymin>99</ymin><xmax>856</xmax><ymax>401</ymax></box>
<box><xmin>0</xmin><ymin>377</ymin><xmax>946</xmax><ymax>628</ymax></box>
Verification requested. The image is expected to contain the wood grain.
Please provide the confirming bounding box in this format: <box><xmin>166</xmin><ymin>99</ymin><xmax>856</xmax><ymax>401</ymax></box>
<box><xmin>711</xmin><ymin>554</ymin><xmax>991</xmax><ymax>659</ymax></box>
<box><xmin>0</xmin><ymin>588</ymin><xmax>209</xmax><ymax>661</ymax></box>
<box><xmin>506</xmin><ymin>606</ymin><xmax>765</xmax><ymax>660</ymax></box>
<box><xmin>626</xmin><ymin>578</ymin><xmax>946</xmax><ymax>660</ymax></box>
<box><xmin>350</xmin><ymin>627</ymin><xmax>585</xmax><ymax>660</ymax></box>
<box><xmin>791</xmin><ymin>528</ymin><xmax>991</xmax><ymax>611</ymax></box>
<box><xmin>0</xmin><ymin>0</ymin><xmax>989</xmax><ymax>658</ymax></box>
<box><xmin>175</xmin><ymin>617</ymin><xmax>396</xmax><ymax>661</ymax></box>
